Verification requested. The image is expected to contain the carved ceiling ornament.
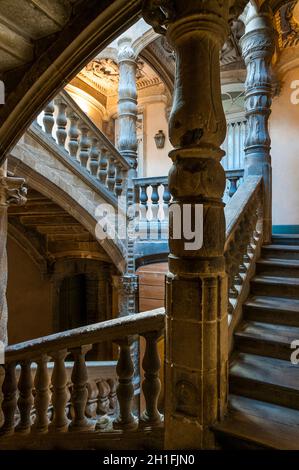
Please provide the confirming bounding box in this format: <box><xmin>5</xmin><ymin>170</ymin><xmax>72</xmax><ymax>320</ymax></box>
<box><xmin>275</xmin><ymin>0</ymin><xmax>299</xmax><ymax>49</ymax></box>
<box><xmin>78</xmin><ymin>57</ymin><xmax>162</xmax><ymax>97</ymax></box>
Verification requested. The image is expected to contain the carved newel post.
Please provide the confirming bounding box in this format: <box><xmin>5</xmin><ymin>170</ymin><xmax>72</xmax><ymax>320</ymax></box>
<box><xmin>0</xmin><ymin>166</ymin><xmax>27</xmax><ymax>345</ymax></box>
<box><xmin>240</xmin><ymin>4</ymin><xmax>275</xmax><ymax>244</ymax></box>
<box><xmin>117</xmin><ymin>36</ymin><xmax>139</xmax><ymax>316</ymax></box>
<box><xmin>143</xmin><ymin>1</ymin><xmax>231</xmax><ymax>449</ymax></box>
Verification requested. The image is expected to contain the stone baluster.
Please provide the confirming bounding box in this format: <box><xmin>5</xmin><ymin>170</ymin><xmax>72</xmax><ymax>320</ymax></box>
<box><xmin>140</xmin><ymin>331</ymin><xmax>163</xmax><ymax>426</ymax></box>
<box><xmin>49</xmin><ymin>349</ymin><xmax>70</xmax><ymax>432</ymax></box>
<box><xmin>67</xmin><ymin>111</ymin><xmax>80</xmax><ymax>159</ymax></box>
<box><xmin>114</xmin><ymin>163</ymin><xmax>123</xmax><ymax>197</ymax></box>
<box><xmin>107</xmin><ymin>156</ymin><xmax>116</xmax><ymax>192</ymax></box>
<box><xmin>69</xmin><ymin>345</ymin><xmax>92</xmax><ymax>431</ymax></box>
<box><xmin>113</xmin><ymin>337</ymin><xmax>137</xmax><ymax>430</ymax></box>
<box><xmin>240</xmin><ymin>4</ymin><xmax>275</xmax><ymax>244</ymax></box>
<box><xmin>228</xmin><ymin>176</ymin><xmax>239</xmax><ymax>198</ymax></box>
<box><xmin>16</xmin><ymin>360</ymin><xmax>33</xmax><ymax>433</ymax></box>
<box><xmin>43</xmin><ymin>101</ymin><xmax>55</xmax><ymax>136</ymax></box>
<box><xmin>225</xmin><ymin>243</ymin><xmax>235</xmax><ymax>314</ymax></box>
<box><xmin>98</xmin><ymin>148</ymin><xmax>108</xmax><ymax>185</ymax></box>
<box><xmin>162</xmin><ymin>183</ymin><xmax>171</xmax><ymax>220</ymax></box>
<box><xmin>78</xmin><ymin>123</ymin><xmax>90</xmax><ymax>168</ymax></box>
<box><xmin>139</xmin><ymin>184</ymin><xmax>148</xmax><ymax>222</ymax></box>
<box><xmin>89</xmin><ymin>138</ymin><xmax>99</xmax><ymax>176</ymax></box>
<box><xmin>95</xmin><ymin>379</ymin><xmax>110</xmax><ymax>430</ymax></box>
<box><xmin>96</xmin><ymin>379</ymin><xmax>110</xmax><ymax>416</ymax></box>
<box><xmin>107</xmin><ymin>378</ymin><xmax>117</xmax><ymax>413</ymax></box>
<box><xmin>0</xmin><ymin>362</ymin><xmax>17</xmax><ymax>435</ymax></box>
<box><xmin>32</xmin><ymin>354</ymin><xmax>50</xmax><ymax>433</ymax></box>
<box><xmin>55</xmin><ymin>98</ymin><xmax>67</xmax><ymax>148</ymax></box>
<box><xmin>143</xmin><ymin>0</ymin><xmax>232</xmax><ymax>449</ymax></box>
<box><xmin>151</xmin><ymin>184</ymin><xmax>160</xmax><ymax>221</ymax></box>
<box><xmin>232</xmin><ymin>229</ymin><xmax>244</xmax><ymax>289</ymax></box>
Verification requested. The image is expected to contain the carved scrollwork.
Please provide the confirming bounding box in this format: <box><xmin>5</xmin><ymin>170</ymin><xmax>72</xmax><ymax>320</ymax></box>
<box><xmin>142</xmin><ymin>0</ymin><xmax>176</xmax><ymax>35</ymax></box>
<box><xmin>120</xmin><ymin>274</ymin><xmax>138</xmax><ymax>295</ymax></box>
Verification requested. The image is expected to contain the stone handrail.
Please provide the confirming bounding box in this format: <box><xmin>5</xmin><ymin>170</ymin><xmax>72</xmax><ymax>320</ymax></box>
<box><xmin>224</xmin><ymin>176</ymin><xmax>263</xmax><ymax>344</ymax></box>
<box><xmin>0</xmin><ymin>308</ymin><xmax>165</xmax><ymax>437</ymax></box>
<box><xmin>33</xmin><ymin>89</ymin><xmax>130</xmax><ymax>206</ymax></box>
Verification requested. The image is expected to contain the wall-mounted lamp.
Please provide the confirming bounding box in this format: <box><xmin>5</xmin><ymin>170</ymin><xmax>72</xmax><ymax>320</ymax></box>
<box><xmin>154</xmin><ymin>130</ymin><xmax>166</xmax><ymax>149</ymax></box>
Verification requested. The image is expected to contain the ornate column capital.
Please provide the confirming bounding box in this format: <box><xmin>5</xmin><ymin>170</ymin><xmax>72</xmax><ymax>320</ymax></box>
<box><xmin>117</xmin><ymin>37</ymin><xmax>137</xmax><ymax>64</ymax></box>
<box><xmin>0</xmin><ymin>175</ymin><xmax>27</xmax><ymax>207</ymax></box>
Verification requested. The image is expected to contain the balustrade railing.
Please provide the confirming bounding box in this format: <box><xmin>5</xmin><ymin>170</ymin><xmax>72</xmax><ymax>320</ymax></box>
<box><xmin>133</xmin><ymin>170</ymin><xmax>244</xmax><ymax>241</ymax></box>
<box><xmin>33</xmin><ymin>90</ymin><xmax>130</xmax><ymax>204</ymax></box>
<box><xmin>224</xmin><ymin>176</ymin><xmax>263</xmax><ymax>326</ymax></box>
<box><xmin>0</xmin><ymin>308</ymin><xmax>165</xmax><ymax>439</ymax></box>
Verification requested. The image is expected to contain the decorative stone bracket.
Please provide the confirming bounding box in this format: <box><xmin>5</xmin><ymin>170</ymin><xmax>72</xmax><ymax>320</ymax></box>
<box><xmin>0</xmin><ymin>175</ymin><xmax>27</xmax><ymax>207</ymax></box>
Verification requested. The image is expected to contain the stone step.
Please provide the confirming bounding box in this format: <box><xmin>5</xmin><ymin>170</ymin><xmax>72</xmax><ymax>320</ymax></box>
<box><xmin>244</xmin><ymin>296</ymin><xmax>299</xmax><ymax>327</ymax></box>
<box><xmin>213</xmin><ymin>394</ymin><xmax>299</xmax><ymax>449</ymax></box>
<box><xmin>272</xmin><ymin>235</ymin><xmax>299</xmax><ymax>246</ymax></box>
<box><xmin>262</xmin><ymin>244</ymin><xmax>299</xmax><ymax>260</ymax></box>
<box><xmin>235</xmin><ymin>321</ymin><xmax>299</xmax><ymax>360</ymax></box>
<box><xmin>230</xmin><ymin>352</ymin><xmax>299</xmax><ymax>410</ymax></box>
<box><xmin>251</xmin><ymin>275</ymin><xmax>299</xmax><ymax>299</ymax></box>
<box><xmin>256</xmin><ymin>258</ymin><xmax>299</xmax><ymax>277</ymax></box>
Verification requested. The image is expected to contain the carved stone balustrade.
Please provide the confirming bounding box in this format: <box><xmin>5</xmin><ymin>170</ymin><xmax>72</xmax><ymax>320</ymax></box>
<box><xmin>133</xmin><ymin>171</ymin><xmax>244</xmax><ymax>242</ymax></box>
<box><xmin>224</xmin><ymin>176</ymin><xmax>263</xmax><ymax>344</ymax></box>
<box><xmin>0</xmin><ymin>308</ymin><xmax>165</xmax><ymax>449</ymax></box>
<box><xmin>34</xmin><ymin>90</ymin><xmax>130</xmax><ymax>206</ymax></box>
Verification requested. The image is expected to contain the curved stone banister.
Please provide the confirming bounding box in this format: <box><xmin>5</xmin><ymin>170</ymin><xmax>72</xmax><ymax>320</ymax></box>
<box><xmin>0</xmin><ymin>308</ymin><xmax>165</xmax><ymax>441</ymax></box>
<box><xmin>225</xmin><ymin>175</ymin><xmax>262</xmax><ymax>246</ymax></box>
<box><xmin>223</xmin><ymin>175</ymin><xmax>264</xmax><ymax>349</ymax></box>
<box><xmin>6</xmin><ymin>308</ymin><xmax>165</xmax><ymax>362</ymax></box>
<box><xmin>59</xmin><ymin>90</ymin><xmax>130</xmax><ymax>173</ymax></box>
<box><xmin>34</xmin><ymin>90</ymin><xmax>130</xmax><ymax>207</ymax></box>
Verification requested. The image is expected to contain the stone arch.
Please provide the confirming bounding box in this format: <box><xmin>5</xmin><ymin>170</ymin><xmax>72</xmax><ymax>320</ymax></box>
<box><xmin>0</xmin><ymin>0</ymin><xmax>142</xmax><ymax>165</ymax></box>
<box><xmin>8</xmin><ymin>148</ymin><xmax>126</xmax><ymax>274</ymax></box>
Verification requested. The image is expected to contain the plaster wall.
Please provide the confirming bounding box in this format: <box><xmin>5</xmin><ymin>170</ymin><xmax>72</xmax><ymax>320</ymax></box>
<box><xmin>270</xmin><ymin>67</ymin><xmax>299</xmax><ymax>227</ymax></box>
<box><xmin>142</xmin><ymin>100</ymin><xmax>172</xmax><ymax>177</ymax></box>
<box><xmin>7</xmin><ymin>237</ymin><xmax>53</xmax><ymax>344</ymax></box>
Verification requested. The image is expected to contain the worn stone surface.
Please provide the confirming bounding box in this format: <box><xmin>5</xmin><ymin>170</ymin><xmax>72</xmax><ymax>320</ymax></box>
<box><xmin>9</xmin><ymin>131</ymin><xmax>126</xmax><ymax>273</ymax></box>
<box><xmin>143</xmin><ymin>0</ymin><xmax>232</xmax><ymax>449</ymax></box>
<box><xmin>0</xmin><ymin>166</ymin><xmax>27</xmax><ymax>344</ymax></box>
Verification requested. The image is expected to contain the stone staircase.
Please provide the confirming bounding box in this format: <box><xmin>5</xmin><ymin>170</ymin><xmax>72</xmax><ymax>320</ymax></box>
<box><xmin>214</xmin><ymin>235</ymin><xmax>299</xmax><ymax>449</ymax></box>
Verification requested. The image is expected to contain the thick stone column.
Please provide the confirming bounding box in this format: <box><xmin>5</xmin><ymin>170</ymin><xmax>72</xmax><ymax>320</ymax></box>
<box><xmin>117</xmin><ymin>36</ymin><xmax>138</xmax><ymax>182</ymax></box>
<box><xmin>143</xmin><ymin>1</ymin><xmax>230</xmax><ymax>449</ymax></box>
<box><xmin>0</xmin><ymin>166</ymin><xmax>26</xmax><ymax>345</ymax></box>
<box><xmin>241</xmin><ymin>5</ymin><xmax>275</xmax><ymax>244</ymax></box>
<box><xmin>117</xmin><ymin>36</ymin><xmax>138</xmax><ymax>317</ymax></box>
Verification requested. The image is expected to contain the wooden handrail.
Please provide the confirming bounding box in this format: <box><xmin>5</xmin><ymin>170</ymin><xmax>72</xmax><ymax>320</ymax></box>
<box><xmin>5</xmin><ymin>308</ymin><xmax>165</xmax><ymax>362</ymax></box>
